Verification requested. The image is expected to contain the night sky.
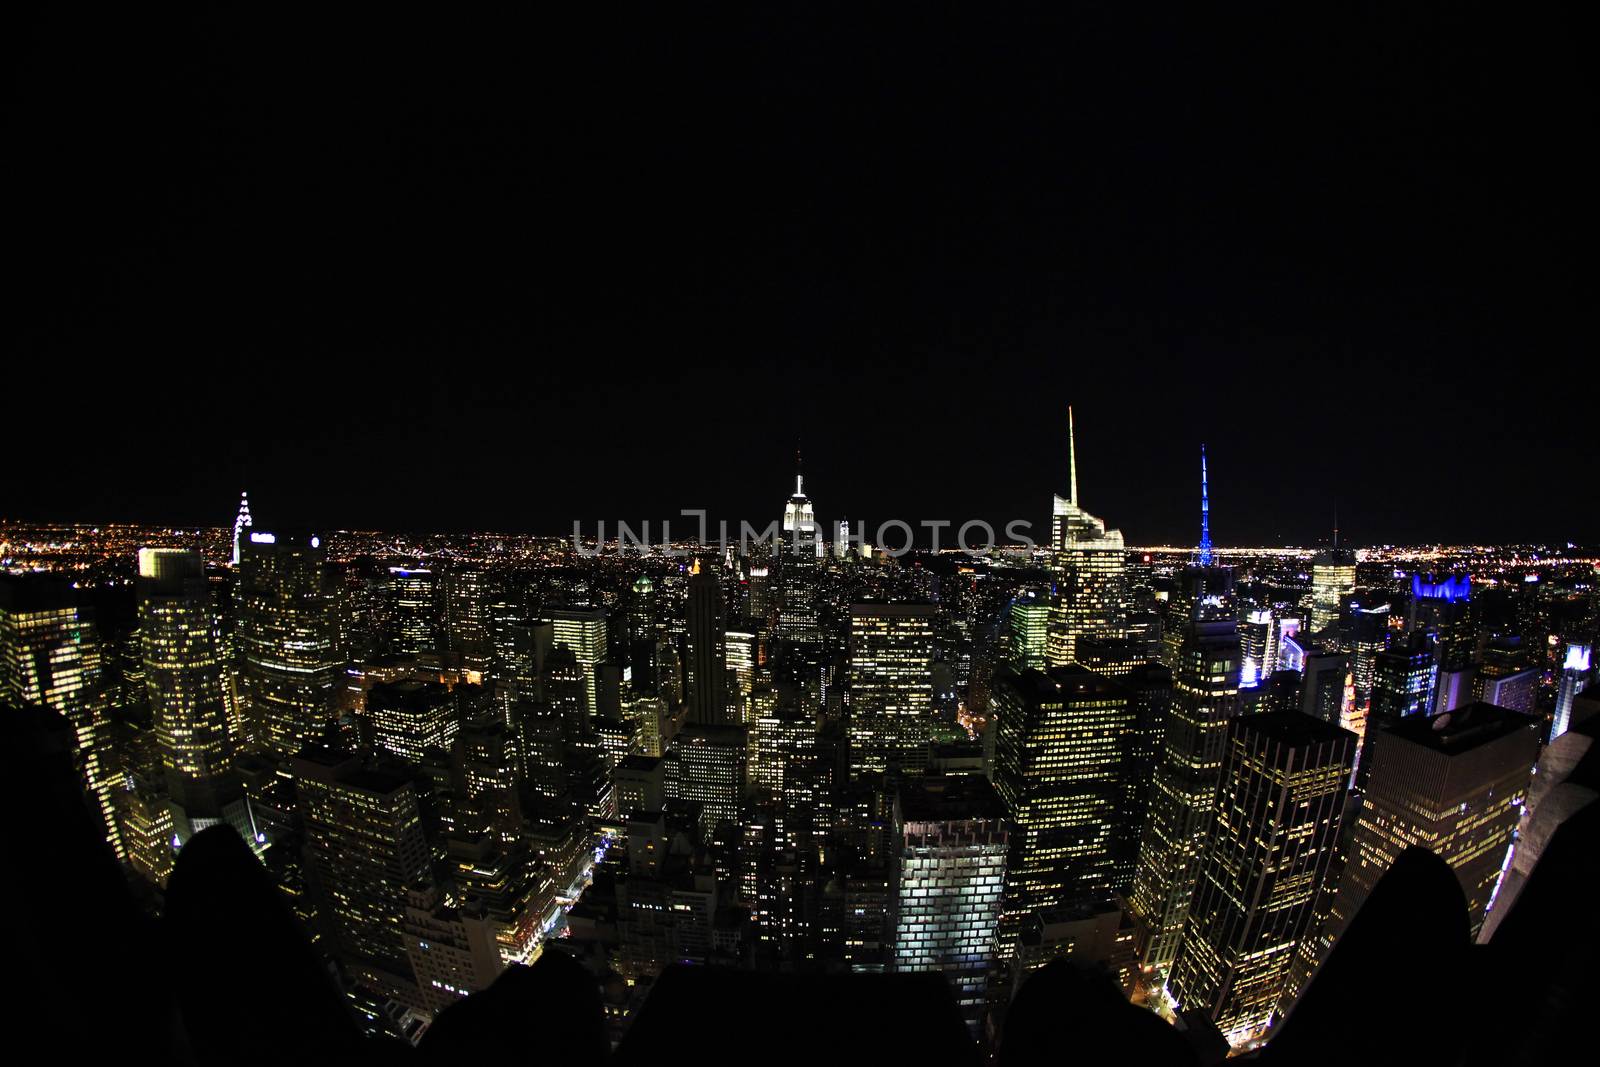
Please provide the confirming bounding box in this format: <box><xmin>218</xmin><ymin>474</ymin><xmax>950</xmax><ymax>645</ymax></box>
<box><xmin>11</xmin><ymin>7</ymin><xmax>1596</xmax><ymax>546</ymax></box>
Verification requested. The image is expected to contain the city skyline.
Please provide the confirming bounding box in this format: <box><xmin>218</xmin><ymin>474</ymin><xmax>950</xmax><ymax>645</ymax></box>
<box><xmin>7</xmin><ymin>6</ymin><xmax>1594</xmax><ymax>1062</ymax></box>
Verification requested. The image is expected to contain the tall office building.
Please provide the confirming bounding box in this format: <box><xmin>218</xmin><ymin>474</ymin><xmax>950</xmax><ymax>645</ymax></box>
<box><xmin>136</xmin><ymin>548</ymin><xmax>249</xmax><ymax>843</ymax></box>
<box><xmin>544</xmin><ymin>607</ymin><xmax>609</xmax><ymax>719</ymax></box>
<box><xmin>991</xmin><ymin>666</ymin><xmax>1139</xmax><ymax>954</ymax></box>
<box><xmin>667</xmin><ymin>723</ymin><xmax>748</xmax><ymax>837</ymax></box>
<box><xmin>293</xmin><ymin>747</ymin><xmax>434</xmax><ymax>984</ymax></box>
<box><xmin>1407</xmin><ymin>573</ymin><xmax>1474</xmax><ymax>671</ymax></box>
<box><xmin>1006</xmin><ymin>597</ymin><xmax>1051</xmax><ymax>671</ymax></box>
<box><xmin>1474</xmin><ymin>635</ymin><xmax>1538</xmax><ymax>714</ymax></box>
<box><xmin>387</xmin><ymin>567</ymin><xmax>439</xmax><ymax>656</ymax></box>
<box><xmin>1128</xmin><ymin>619</ymin><xmax>1242</xmax><ymax>972</ymax></box>
<box><xmin>1552</xmin><ymin>642</ymin><xmax>1593</xmax><ymax>741</ymax></box>
<box><xmin>1168</xmin><ymin>712</ymin><xmax>1356</xmax><ymax>1047</ymax></box>
<box><xmin>237</xmin><ymin>531</ymin><xmax>343</xmax><ymax>759</ymax></box>
<box><xmin>443</xmin><ymin>566</ymin><xmax>493</xmax><ymax>679</ymax></box>
<box><xmin>1298</xmin><ymin>645</ymin><xmax>1348</xmax><ymax>727</ymax></box>
<box><xmin>1324</xmin><ymin>703</ymin><xmax>1538</xmax><ymax>950</ymax></box>
<box><xmin>847</xmin><ymin>603</ymin><xmax>936</xmax><ymax>777</ymax></box>
<box><xmin>781</xmin><ymin>452</ymin><xmax>824</xmax><ymax>558</ymax></box>
<box><xmin>724</xmin><ymin>626</ymin><xmax>758</xmax><ymax>708</ymax></box>
<box><xmin>0</xmin><ymin>574</ymin><xmax>123</xmax><ymax>857</ymax></box>
<box><xmin>686</xmin><ymin>562</ymin><xmax>730</xmax><ymax>726</ymax></box>
<box><xmin>1046</xmin><ymin>410</ymin><xmax>1126</xmax><ymax>666</ymax></box>
<box><xmin>367</xmin><ymin>680</ymin><xmax>460</xmax><ymax>763</ymax></box>
<box><xmin>1348</xmin><ymin>599</ymin><xmax>1390</xmax><ymax>707</ymax></box>
<box><xmin>232</xmin><ymin>489</ymin><xmax>253</xmax><ymax>566</ymax></box>
<box><xmin>1308</xmin><ymin>548</ymin><xmax>1356</xmax><ymax>636</ymax></box>
<box><xmin>1238</xmin><ymin>610</ymin><xmax>1271</xmax><ymax>689</ymax></box>
<box><xmin>890</xmin><ymin>776</ymin><xmax>1008</xmax><ymax>1037</ymax></box>
<box><xmin>1370</xmin><ymin>633</ymin><xmax>1436</xmax><ymax>722</ymax></box>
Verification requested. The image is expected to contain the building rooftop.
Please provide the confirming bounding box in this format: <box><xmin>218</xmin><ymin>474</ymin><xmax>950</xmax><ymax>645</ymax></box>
<box><xmin>1236</xmin><ymin>709</ymin><xmax>1356</xmax><ymax>747</ymax></box>
<box><xmin>898</xmin><ymin>775</ymin><xmax>1005</xmax><ymax>823</ymax></box>
<box><xmin>1382</xmin><ymin>701</ymin><xmax>1540</xmax><ymax>754</ymax></box>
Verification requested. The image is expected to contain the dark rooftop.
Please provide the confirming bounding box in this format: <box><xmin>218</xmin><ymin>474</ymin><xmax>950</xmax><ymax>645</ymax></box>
<box><xmin>1381</xmin><ymin>701</ymin><xmax>1541</xmax><ymax>753</ymax></box>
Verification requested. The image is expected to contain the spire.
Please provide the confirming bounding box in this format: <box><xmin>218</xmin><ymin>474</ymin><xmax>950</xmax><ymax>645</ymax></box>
<box><xmin>795</xmin><ymin>446</ymin><xmax>804</xmax><ymax>497</ymax></box>
<box><xmin>232</xmin><ymin>490</ymin><xmax>253</xmax><ymax>566</ymax></box>
<box><xmin>1197</xmin><ymin>445</ymin><xmax>1213</xmax><ymax>566</ymax></box>
<box><xmin>1068</xmin><ymin>405</ymin><xmax>1078</xmax><ymax>507</ymax></box>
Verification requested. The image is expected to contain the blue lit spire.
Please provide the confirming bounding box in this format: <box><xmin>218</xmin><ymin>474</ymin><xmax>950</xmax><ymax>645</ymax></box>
<box><xmin>1197</xmin><ymin>445</ymin><xmax>1213</xmax><ymax>566</ymax></box>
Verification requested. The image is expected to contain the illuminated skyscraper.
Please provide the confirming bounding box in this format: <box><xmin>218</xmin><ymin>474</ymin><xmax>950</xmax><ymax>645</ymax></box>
<box><xmin>667</xmin><ymin>722</ymin><xmax>748</xmax><ymax>837</ymax></box>
<box><xmin>1168</xmin><ymin>711</ymin><xmax>1355</xmax><ymax>1047</ymax></box>
<box><xmin>1308</xmin><ymin>548</ymin><xmax>1356</xmax><ymax>636</ymax></box>
<box><xmin>1047</xmin><ymin>409</ymin><xmax>1126</xmax><ymax>665</ymax></box>
<box><xmin>232</xmin><ymin>489</ymin><xmax>253</xmax><ymax>566</ymax></box>
<box><xmin>686</xmin><ymin>562</ymin><xmax>730</xmax><ymax>726</ymax></box>
<box><xmin>543</xmin><ymin>607</ymin><xmax>609</xmax><ymax>719</ymax></box>
<box><xmin>1407</xmin><ymin>573</ymin><xmax>1474</xmax><ymax>670</ymax></box>
<box><xmin>890</xmin><ymin>775</ymin><xmax>1008</xmax><ymax>1037</ymax></box>
<box><xmin>0</xmin><ymin>574</ymin><xmax>123</xmax><ymax>857</ymax></box>
<box><xmin>781</xmin><ymin>451</ymin><xmax>824</xmax><ymax>558</ymax></box>
<box><xmin>1552</xmin><ymin>642</ymin><xmax>1593</xmax><ymax>740</ymax></box>
<box><xmin>387</xmin><ymin>567</ymin><xmax>439</xmax><ymax>656</ymax></box>
<box><xmin>1238</xmin><ymin>610</ymin><xmax>1271</xmax><ymax>689</ymax></box>
<box><xmin>1474</xmin><ymin>635</ymin><xmax>1537</xmax><ymax>714</ymax></box>
<box><xmin>1298</xmin><ymin>645</ymin><xmax>1348</xmax><ymax>727</ymax></box>
<box><xmin>238</xmin><ymin>531</ymin><xmax>343</xmax><ymax>759</ymax></box>
<box><xmin>991</xmin><ymin>666</ymin><xmax>1139</xmax><ymax>954</ymax></box>
<box><xmin>1196</xmin><ymin>444</ymin><xmax>1213</xmax><ymax>567</ymax></box>
<box><xmin>1128</xmin><ymin>619</ymin><xmax>1242</xmax><ymax>972</ymax></box>
<box><xmin>367</xmin><ymin>680</ymin><xmax>459</xmax><ymax>763</ymax></box>
<box><xmin>1348</xmin><ymin>599</ymin><xmax>1391</xmax><ymax>707</ymax></box>
<box><xmin>293</xmin><ymin>746</ymin><xmax>434</xmax><ymax>984</ymax></box>
<box><xmin>1006</xmin><ymin>597</ymin><xmax>1051</xmax><ymax>671</ymax></box>
<box><xmin>847</xmin><ymin>602</ymin><xmax>936</xmax><ymax>777</ymax></box>
<box><xmin>443</xmin><ymin>566</ymin><xmax>493</xmax><ymax>679</ymax></box>
<box><xmin>1314</xmin><ymin>703</ymin><xmax>1537</xmax><ymax>964</ymax></box>
<box><xmin>136</xmin><ymin>548</ymin><xmax>249</xmax><ymax>843</ymax></box>
<box><xmin>1369</xmin><ymin>633</ymin><xmax>1435</xmax><ymax>722</ymax></box>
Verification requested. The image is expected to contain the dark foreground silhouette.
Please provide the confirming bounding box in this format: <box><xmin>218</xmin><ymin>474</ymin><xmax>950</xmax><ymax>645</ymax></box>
<box><xmin>16</xmin><ymin>702</ymin><xmax>1595</xmax><ymax>1065</ymax></box>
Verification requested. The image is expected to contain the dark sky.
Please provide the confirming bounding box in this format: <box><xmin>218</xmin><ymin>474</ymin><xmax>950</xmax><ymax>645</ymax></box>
<box><xmin>10</xmin><ymin>6</ymin><xmax>1596</xmax><ymax>546</ymax></box>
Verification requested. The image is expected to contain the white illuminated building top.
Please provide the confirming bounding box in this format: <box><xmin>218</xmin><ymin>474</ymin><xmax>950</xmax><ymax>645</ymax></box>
<box><xmin>232</xmin><ymin>490</ymin><xmax>253</xmax><ymax>565</ymax></box>
<box><xmin>781</xmin><ymin>455</ymin><xmax>825</xmax><ymax>557</ymax></box>
<box><xmin>1051</xmin><ymin>407</ymin><xmax>1124</xmax><ymax>552</ymax></box>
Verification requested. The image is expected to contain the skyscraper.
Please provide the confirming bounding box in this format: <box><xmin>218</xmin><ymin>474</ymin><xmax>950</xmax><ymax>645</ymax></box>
<box><xmin>136</xmin><ymin>548</ymin><xmax>249</xmax><ymax>843</ymax></box>
<box><xmin>1128</xmin><ymin>618</ymin><xmax>1242</xmax><ymax>972</ymax></box>
<box><xmin>890</xmin><ymin>775</ymin><xmax>1008</xmax><ymax>1037</ymax></box>
<box><xmin>293</xmin><ymin>747</ymin><xmax>434</xmax><ymax>986</ymax></box>
<box><xmin>543</xmin><ymin>607</ymin><xmax>609</xmax><ymax>720</ymax></box>
<box><xmin>443</xmin><ymin>566</ymin><xmax>493</xmax><ymax>679</ymax></box>
<box><xmin>367</xmin><ymin>680</ymin><xmax>460</xmax><ymax>763</ymax></box>
<box><xmin>667</xmin><ymin>722</ymin><xmax>748</xmax><ymax>837</ymax></box>
<box><xmin>686</xmin><ymin>561</ymin><xmax>730</xmax><ymax>726</ymax></box>
<box><xmin>1006</xmin><ymin>597</ymin><xmax>1051</xmax><ymax>671</ymax></box>
<box><xmin>0</xmin><ymin>574</ymin><xmax>124</xmax><ymax>857</ymax></box>
<box><xmin>991</xmin><ymin>665</ymin><xmax>1139</xmax><ymax>954</ymax></box>
<box><xmin>1167</xmin><ymin>711</ymin><xmax>1356</xmax><ymax>1046</ymax></box>
<box><xmin>781</xmin><ymin>451</ymin><xmax>824</xmax><ymax>558</ymax></box>
<box><xmin>847</xmin><ymin>602</ymin><xmax>936</xmax><ymax>777</ymax></box>
<box><xmin>1326</xmin><ymin>703</ymin><xmax>1538</xmax><ymax>947</ymax></box>
<box><xmin>1552</xmin><ymin>642</ymin><xmax>1593</xmax><ymax>740</ymax></box>
<box><xmin>231</xmin><ymin>489</ymin><xmax>253</xmax><ymax>566</ymax></box>
<box><xmin>1308</xmin><ymin>548</ymin><xmax>1356</xmax><ymax>636</ymax></box>
<box><xmin>1047</xmin><ymin>409</ymin><xmax>1126</xmax><ymax>666</ymax></box>
<box><xmin>237</xmin><ymin>531</ymin><xmax>343</xmax><ymax>760</ymax></box>
<box><xmin>386</xmin><ymin>567</ymin><xmax>439</xmax><ymax>656</ymax></box>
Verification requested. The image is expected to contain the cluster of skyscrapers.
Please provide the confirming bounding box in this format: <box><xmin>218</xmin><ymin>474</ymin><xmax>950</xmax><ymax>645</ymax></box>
<box><xmin>2</xmin><ymin>424</ymin><xmax>1594</xmax><ymax>1051</ymax></box>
